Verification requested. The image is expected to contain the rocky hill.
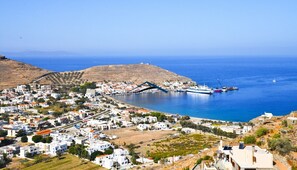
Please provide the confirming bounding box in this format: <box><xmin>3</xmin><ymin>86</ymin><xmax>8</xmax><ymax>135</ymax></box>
<box><xmin>0</xmin><ymin>57</ymin><xmax>49</xmax><ymax>90</ymax></box>
<box><xmin>0</xmin><ymin>57</ymin><xmax>193</xmax><ymax>90</ymax></box>
<box><xmin>81</xmin><ymin>64</ymin><xmax>192</xmax><ymax>85</ymax></box>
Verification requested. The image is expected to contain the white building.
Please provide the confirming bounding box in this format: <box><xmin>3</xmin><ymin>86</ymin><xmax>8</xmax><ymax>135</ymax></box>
<box><xmin>216</xmin><ymin>141</ymin><xmax>274</xmax><ymax>170</ymax></box>
<box><xmin>20</xmin><ymin>145</ymin><xmax>40</xmax><ymax>158</ymax></box>
<box><xmin>153</xmin><ymin>122</ymin><xmax>169</xmax><ymax>130</ymax></box>
<box><xmin>35</xmin><ymin>141</ymin><xmax>67</xmax><ymax>156</ymax></box>
<box><xmin>181</xmin><ymin>128</ymin><xmax>196</xmax><ymax>134</ymax></box>
<box><xmin>94</xmin><ymin>148</ymin><xmax>130</xmax><ymax>169</ymax></box>
<box><xmin>261</xmin><ymin>112</ymin><xmax>273</xmax><ymax>119</ymax></box>
<box><xmin>49</xmin><ymin>141</ymin><xmax>67</xmax><ymax>156</ymax></box>
<box><xmin>51</xmin><ymin>93</ymin><xmax>61</xmax><ymax>99</ymax></box>
<box><xmin>137</xmin><ymin>124</ymin><xmax>151</xmax><ymax>131</ymax></box>
<box><xmin>87</xmin><ymin>140</ymin><xmax>113</xmax><ymax>155</ymax></box>
<box><xmin>50</xmin><ymin>132</ymin><xmax>74</xmax><ymax>146</ymax></box>
<box><xmin>0</xmin><ymin>106</ymin><xmax>18</xmax><ymax>113</ymax></box>
<box><xmin>85</xmin><ymin>89</ymin><xmax>96</xmax><ymax>98</ymax></box>
<box><xmin>287</xmin><ymin>117</ymin><xmax>297</xmax><ymax>126</ymax></box>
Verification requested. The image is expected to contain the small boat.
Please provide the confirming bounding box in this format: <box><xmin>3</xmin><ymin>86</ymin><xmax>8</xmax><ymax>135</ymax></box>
<box><xmin>222</xmin><ymin>87</ymin><xmax>228</xmax><ymax>92</ymax></box>
<box><xmin>213</xmin><ymin>88</ymin><xmax>223</xmax><ymax>93</ymax></box>
<box><xmin>187</xmin><ymin>85</ymin><xmax>213</xmax><ymax>94</ymax></box>
<box><xmin>272</xmin><ymin>79</ymin><xmax>276</xmax><ymax>83</ymax></box>
<box><xmin>227</xmin><ymin>86</ymin><xmax>239</xmax><ymax>91</ymax></box>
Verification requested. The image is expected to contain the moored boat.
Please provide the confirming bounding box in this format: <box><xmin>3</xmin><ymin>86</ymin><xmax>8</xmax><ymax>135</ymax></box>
<box><xmin>214</xmin><ymin>88</ymin><xmax>223</xmax><ymax>93</ymax></box>
<box><xmin>186</xmin><ymin>85</ymin><xmax>213</xmax><ymax>94</ymax></box>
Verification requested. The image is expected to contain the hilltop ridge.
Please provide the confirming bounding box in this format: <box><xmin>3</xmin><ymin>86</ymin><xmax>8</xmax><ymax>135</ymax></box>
<box><xmin>81</xmin><ymin>64</ymin><xmax>192</xmax><ymax>85</ymax></box>
<box><xmin>0</xmin><ymin>57</ymin><xmax>193</xmax><ymax>90</ymax></box>
<box><xmin>0</xmin><ymin>56</ymin><xmax>49</xmax><ymax>90</ymax></box>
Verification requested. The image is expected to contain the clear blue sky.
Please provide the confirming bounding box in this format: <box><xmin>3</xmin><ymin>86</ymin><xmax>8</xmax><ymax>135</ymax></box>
<box><xmin>1</xmin><ymin>0</ymin><xmax>297</xmax><ymax>57</ymax></box>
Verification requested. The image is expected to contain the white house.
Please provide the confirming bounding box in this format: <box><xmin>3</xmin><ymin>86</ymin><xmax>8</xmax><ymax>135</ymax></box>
<box><xmin>287</xmin><ymin>117</ymin><xmax>297</xmax><ymax>126</ymax></box>
<box><xmin>35</xmin><ymin>141</ymin><xmax>67</xmax><ymax>156</ymax></box>
<box><xmin>87</xmin><ymin>140</ymin><xmax>113</xmax><ymax>155</ymax></box>
<box><xmin>181</xmin><ymin>128</ymin><xmax>196</xmax><ymax>134</ymax></box>
<box><xmin>153</xmin><ymin>122</ymin><xmax>169</xmax><ymax>130</ymax></box>
<box><xmin>94</xmin><ymin>148</ymin><xmax>130</xmax><ymax>169</ymax></box>
<box><xmin>85</xmin><ymin>89</ymin><xmax>96</xmax><ymax>98</ymax></box>
<box><xmin>261</xmin><ymin>112</ymin><xmax>273</xmax><ymax>119</ymax></box>
<box><xmin>74</xmin><ymin>137</ymin><xmax>88</xmax><ymax>145</ymax></box>
<box><xmin>49</xmin><ymin>141</ymin><xmax>67</xmax><ymax>156</ymax></box>
<box><xmin>216</xmin><ymin>141</ymin><xmax>274</xmax><ymax>170</ymax></box>
<box><xmin>0</xmin><ymin>106</ymin><xmax>18</xmax><ymax>113</ymax></box>
<box><xmin>50</xmin><ymin>132</ymin><xmax>74</xmax><ymax>146</ymax></box>
<box><xmin>242</xmin><ymin>126</ymin><xmax>252</xmax><ymax>134</ymax></box>
<box><xmin>137</xmin><ymin>124</ymin><xmax>151</xmax><ymax>131</ymax></box>
<box><xmin>20</xmin><ymin>145</ymin><xmax>40</xmax><ymax>158</ymax></box>
<box><xmin>51</xmin><ymin>93</ymin><xmax>61</xmax><ymax>99</ymax></box>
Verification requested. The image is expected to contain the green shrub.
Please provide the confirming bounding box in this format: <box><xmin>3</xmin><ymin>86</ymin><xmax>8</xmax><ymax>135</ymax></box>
<box><xmin>255</xmin><ymin>127</ymin><xmax>269</xmax><ymax>137</ymax></box>
<box><xmin>243</xmin><ymin>135</ymin><xmax>256</xmax><ymax>144</ymax></box>
<box><xmin>21</xmin><ymin>136</ymin><xmax>28</xmax><ymax>143</ymax></box>
<box><xmin>282</xmin><ymin>120</ymin><xmax>288</xmax><ymax>127</ymax></box>
<box><xmin>32</xmin><ymin>135</ymin><xmax>43</xmax><ymax>143</ymax></box>
<box><xmin>256</xmin><ymin>141</ymin><xmax>263</xmax><ymax>146</ymax></box>
<box><xmin>272</xmin><ymin>133</ymin><xmax>281</xmax><ymax>139</ymax></box>
<box><xmin>268</xmin><ymin>138</ymin><xmax>292</xmax><ymax>155</ymax></box>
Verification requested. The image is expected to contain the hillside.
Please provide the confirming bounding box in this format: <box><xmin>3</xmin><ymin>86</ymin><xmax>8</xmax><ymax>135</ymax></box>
<box><xmin>235</xmin><ymin>112</ymin><xmax>297</xmax><ymax>169</ymax></box>
<box><xmin>82</xmin><ymin>64</ymin><xmax>192</xmax><ymax>85</ymax></box>
<box><xmin>0</xmin><ymin>57</ymin><xmax>193</xmax><ymax>90</ymax></box>
<box><xmin>0</xmin><ymin>57</ymin><xmax>49</xmax><ymax>90</ymax></box>
<box><xmin>7</xmin><ymin>154</ymin><xmax>104</xmax><ymax>170</ymax></box>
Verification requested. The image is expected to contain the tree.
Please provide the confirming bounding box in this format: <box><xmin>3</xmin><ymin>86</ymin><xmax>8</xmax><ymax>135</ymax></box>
<box><xmin>0</xmin><ymin>153</ymin><xmax>11</xmax><ymax>168</ymax></box>
<box><xmin>255</xmin><ymin>127</ymin><xmax>269</xmax><ymax>137</ymax></box>
<box><xmin>21</xmin><ymin>136</ymin><xmax>28</xmax><ymax>143</ymax></box>
<box><xmin>268</xmin><ymin>138</ymin><xmax>292</xmax><ymax>155</ymax></box>
<box><xmin>16</xmin><ymin>129</ymin><xmax>27</xmax><ymax>137</ymax></box>
<box><xmin>90</xmin><ymin>151</ymin><xmax>103</xmax><ymax>161</ymax></box>
<box><xmin>37</xmin><ymin>98</ymin><xmax>45</xmax><ymax>103</ymax></box>
<box><xmin>41</xmin><ymin>138</ymin><xmax>47</xmax><ymax>143</ymax></box>
<box><xmin>150</xmin><ymin>112</ymin><xmax>167</xmax><ymax>122</ymax></box>
<box><xmin>181</xmin><ymin>115</ymin><xmax>190</xmax><ymax>120</ymax></box>
<box><xmin>53</xmin><ymin>112</ymin><xmax>63</xmax><ymax>118</ymax></box>
<box><xmin>68</xmin><ymin>145</ymin><xmax>77</xmax><ymax>155</ymax></box>
<box><xmin>0</xmin><ymin>130</ymin><xmax>7</xmax><ymax>137</ymax></box>
<box><xmin>45</xmin><ymin>136</ymin><xmax>53</xmax><ymax>143</ymax></box>
<box><xmin>81</xmin><ymin>149</ymin><xmax>89</xmax><ymax>159</ymax></box>
<box><xmin>104</xmin><ymin>147</ymin><xmax>114</xmax><ymax>155</ymax></box>
<box><xmin>32</xmin><ymin>135</ymin><xmax>43</xmax><ymax>143</ymax></box>
<box><xmin>243</xmin><ymin>135</ymin><xmax>256</xmax><ymax>144</ymax></box>
<box><xmin>0</xmin><ymin>113</ymin><xmax>9</xmax><ymax>122</ymax></box>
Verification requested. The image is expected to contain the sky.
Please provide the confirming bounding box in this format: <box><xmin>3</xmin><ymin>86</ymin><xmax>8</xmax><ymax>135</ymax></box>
<box><xmin>1</xmin><ymin>0</ymin><xmax>297</xmax><ymax>57</ymax></box>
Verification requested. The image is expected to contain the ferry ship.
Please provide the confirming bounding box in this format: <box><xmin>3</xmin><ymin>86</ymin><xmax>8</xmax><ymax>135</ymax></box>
<box><xmin>186</xmin><ymin>85</ymin><xmax>213</xmax><ymax>94</ymax></box>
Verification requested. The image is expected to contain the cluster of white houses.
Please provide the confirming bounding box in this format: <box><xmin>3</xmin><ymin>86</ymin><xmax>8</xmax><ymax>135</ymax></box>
<box><xmin>0</xmin><ymin>83</ymin><xmax>277</xmax><ymax>169</ymax></box>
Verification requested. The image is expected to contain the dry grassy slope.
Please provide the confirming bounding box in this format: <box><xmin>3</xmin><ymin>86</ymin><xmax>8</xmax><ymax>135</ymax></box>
<box><xmin>237</xmin><ymin>112</ymin><xmax>297</xmax><ymax>169</ymax></box>
<box><xmin>82</xmin><ymin>64</ymin><xmax>193</xmax><ymax>85</ymax></box>
<box><xmin>0</xmin><ymin>58</ymin><xmax>49</xmax><ymax>90</ymax></box>
<box><xmin>162</xmin><ymin>112</ymin><xmax>297</xmax><ymax>170</ymax></box>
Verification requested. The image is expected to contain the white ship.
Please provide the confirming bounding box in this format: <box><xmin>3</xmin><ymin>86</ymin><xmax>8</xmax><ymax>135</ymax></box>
<box><xmin>186</xmin><ymin>85</ymin><xmax>213</xmax><ymax>94</ymax></box>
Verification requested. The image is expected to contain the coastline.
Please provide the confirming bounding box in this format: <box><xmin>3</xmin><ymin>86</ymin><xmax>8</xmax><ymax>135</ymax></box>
<box><xmin>108</xmin><ymin>94</ymin><xmax>248</xmax><ymax>123</ymax></box>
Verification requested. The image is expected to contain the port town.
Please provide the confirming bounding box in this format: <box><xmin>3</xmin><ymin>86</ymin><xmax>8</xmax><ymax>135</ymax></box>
<box><xmin>0</xmin><ymin>56</ymin><xmax>296</xmax><ymax>169</ymax></box>
<box><xmin>1</xmin><ymin>1</ymin><xmax>297</xmax><ymax>169</ymax></box>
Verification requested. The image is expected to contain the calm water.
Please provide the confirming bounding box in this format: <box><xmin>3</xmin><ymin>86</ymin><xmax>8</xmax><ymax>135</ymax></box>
<box><xmin>10</xmin><ymin>56</ymin><xmax>297</xmax><ymax>122</ymax></box>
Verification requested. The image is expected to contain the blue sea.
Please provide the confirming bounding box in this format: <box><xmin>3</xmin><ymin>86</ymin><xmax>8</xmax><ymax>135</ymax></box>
<box><xmin>10</xmin><ymin>56</ymin><xmax>297</xmax><ymax>122</ymax></box>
